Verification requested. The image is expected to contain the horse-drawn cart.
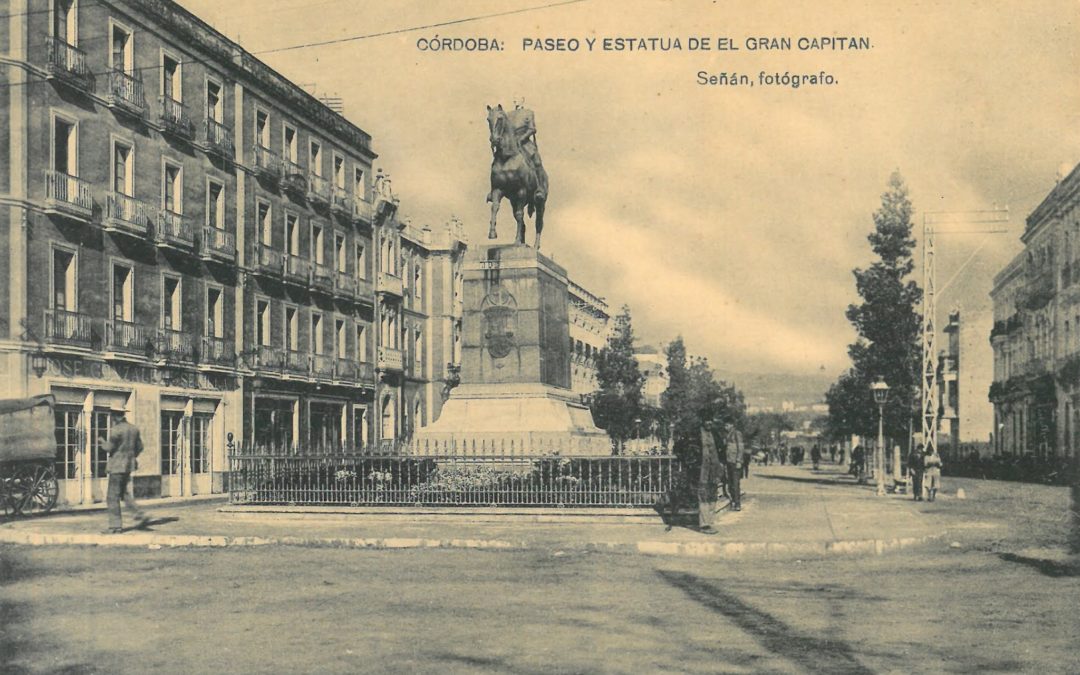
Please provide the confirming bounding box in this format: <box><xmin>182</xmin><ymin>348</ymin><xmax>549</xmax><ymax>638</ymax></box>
<box><xmin>0</xmin><ymin>395</ymin><xmax>59</xmax><ymax>517</ymax></box>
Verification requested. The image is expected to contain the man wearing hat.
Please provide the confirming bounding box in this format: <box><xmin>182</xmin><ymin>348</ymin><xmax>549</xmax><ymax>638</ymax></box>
<box><xmin>101</xmin><ymin>409</ymin><xmax>148</xmax><ymax>533</ymax></box>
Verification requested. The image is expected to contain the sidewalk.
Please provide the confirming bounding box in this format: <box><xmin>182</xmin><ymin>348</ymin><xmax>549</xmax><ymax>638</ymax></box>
<box><xmin>0</xmin><ymin>464</ymin><xmax>950</xmax><ymax>558</ymax></box>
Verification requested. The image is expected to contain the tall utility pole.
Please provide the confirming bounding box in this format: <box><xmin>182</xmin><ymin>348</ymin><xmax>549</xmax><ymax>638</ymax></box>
<box><xmin>920</xmin><ymin>210</ymin><xmax>1010</xmax><ymax>457</ymax></box>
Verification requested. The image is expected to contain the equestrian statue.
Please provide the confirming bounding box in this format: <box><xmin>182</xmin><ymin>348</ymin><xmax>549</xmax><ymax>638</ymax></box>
<box><xmin>487</xmin><ymin>100</ymin><xmax>548</xmax><ymax>249</ymax></box>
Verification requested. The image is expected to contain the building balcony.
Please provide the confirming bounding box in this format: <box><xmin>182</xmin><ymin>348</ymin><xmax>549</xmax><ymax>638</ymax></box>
<box><xmin>353</xmin><ymin>198</ymin><xmax>374</xmax><ymax>225</ymax></box>
<box><xmin>333</xmin><ymin>271</ymin><xmax>356</xmax><ymax>299</ymax></box>
<box><xmin>106</xmin><ymin>70</ymin><xmax>146</xmax><ymax>116</ymax></box>
<box><xmin>282</xmin><ymin>161</ymin><xmax>307</xmax><ymax>199</ymax></box>
<box><xmin>252</xmin><ymin>146</ymin><xmax>282</xmax><ymax>185</ymax></box>
<box><xmin>45</xmin><ymin>37</ymin><xmax>95</xmax><ymax>92</ymax></box>
<box><xmin>355</xmin><ymin>277</ymin><xmax>374</xmax><ymax>300</ymax></box>
<box><xmin>376</xmin><ymin>271</ymin><xmax>403</xmax><ymax>297</ymax></box>
<box><xmin>253</xmin><ymin>243</ymin><xmax>284</xmax><ymax>276</ymax></box>
<box><xmin>333</xmin><ymin>359</ymin><xmax>374</xmax><ymax>385</ymax></box>
<box><xmin>157</xmin><ymin>328</ymin><xmax>196</xmax><ymax>362</ymax></box>
<box><xmin>159</xmin><ymin>96</ymin><xmax>195</xmax><ymax>142</ymax></box>
<box><xmin>254</xmin><ymin>344</ymin><xmax>284</xmax><ymax>372</ymax></box>
<box><xmin>200</xmin><ymin>335</ymin><xmax>235</xmax><ymax>367</ymax></box>
<box><xmin>284</xmin><ymin>254</ymin><xmax>311</xmax><ymax>286</ymax></box>
<box><xmin>44</xmin><ymin>170</ymin><xmax>93</xmax><ymax>222</ymax></box>
<box><xmin>43</xmin><ymin>309</ymin><xmax>98</xmax><ymax>349</ymax></box>
<box><xmin>199</xmin><ymin>226</ymin><xmax>236</xmax><ymax>263</ymax></box>
<box><xmin>377</xmin><ymin>346</ymin><xmax>404</xmax><ymax>372</ymax></box>
<box><xmin>104</xmin><ymin>192</ymin><xmax>150</xmax><ymax>238</ymax></box>
<box><xmin>331</xmin><ymin>188</ymin><xmax>352</xmax><ymax>219</ymax></box>
<box><xmin>311</xmin><ymin>353</ymin><xmax>335</xmax><ymax>380</ymax></box>
<box><xmin>1021</xmin><ymin>357</ymin><xmax>1050</xmax><ymax>377</ymax></box>
<box><xmin>284</xmin><ymin>350</ymin><xmax>310</xmax><ymax>377</ymax></box>
<box><xmin>307</xmin><ymin>174</ymin><xmax>330</xmax><ymax>207</ymax></box>
<box><xmin>311</xmin><ymin>262</ymin><xmax>334</xmax><ymax>293</ymax></box>
<box><xmin>104</xmin><ymin>320</ymin><xmax>154</xmax><ymax>358</ymax></box>
<box><xmin>205</xmin><ymin>119</ymin><xmax>234</xmax><ymax>160</ymax></box>
<box><xmin>155</xmin><ymin>210</ymin><xmax>195</xmax><ymax>251</ymax></box>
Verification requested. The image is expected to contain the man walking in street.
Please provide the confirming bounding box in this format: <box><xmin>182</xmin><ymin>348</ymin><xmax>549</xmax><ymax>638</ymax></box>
<box><xmin>722</xmin><ymin>422</ymin><xmax>745</xmax><ymax>511</ymax></box>
<box><xmin>923</xmin><ymin>446</ymin><xmax>943</xmax><ymax>502</ymax></box>
<box><xmin>698</xmin><ymin>421</ymin><xmax>724</xmax><ymax>534</ymax></box>
<box><xmin>908</xmin><ymin>443</ymin><xmax>925</xmax><ymax>501</ymax></box>
<box><xmin>101</xmin><ymin>409</ymin><xmax>147</xmax><ymax>534</ymax></box>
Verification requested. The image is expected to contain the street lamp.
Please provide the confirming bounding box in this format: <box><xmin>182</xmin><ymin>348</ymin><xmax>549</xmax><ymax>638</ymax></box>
<box><xmin>871</xmin><ymin>379</ymin><xmax>890</xmax><ymax>496</ymax></box>
<box><xmin>30</xmin><ymin>346</ymin><xmax>48</xmax><ymax>379</ymax></box>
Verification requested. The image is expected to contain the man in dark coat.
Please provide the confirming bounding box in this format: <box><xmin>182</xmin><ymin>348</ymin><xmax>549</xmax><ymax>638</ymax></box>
<box><xmin>722</xmin><ymin>423</ymin><xmax>745</xmax><ymax>511</ymax></box>
<box><xmin>102</xmin><ymin>410</ymin><xmax>147</xmax><ymax>533</ymax></box>
<box><xmin>907</xmin><ymin>443</ymin><xmax>925</xmax><ymax>501</ymax></box>
<box><xmin>698</xmin><ymin>421</ymin><xmax>724</xmax><ymax>533</ymax></box>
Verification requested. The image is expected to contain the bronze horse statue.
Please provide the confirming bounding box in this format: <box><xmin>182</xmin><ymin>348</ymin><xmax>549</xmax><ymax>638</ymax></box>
<box><xmin>487</xmin><ymin>104</ymin><xmax>547</xmax><ymax>248</ymax></box>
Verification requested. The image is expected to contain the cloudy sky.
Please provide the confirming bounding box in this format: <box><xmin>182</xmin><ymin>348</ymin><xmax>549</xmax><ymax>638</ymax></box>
<box><xmin>184</xmin><ymin>0</ymin><xmax>1080</xmax><ymax>377</ymax></box>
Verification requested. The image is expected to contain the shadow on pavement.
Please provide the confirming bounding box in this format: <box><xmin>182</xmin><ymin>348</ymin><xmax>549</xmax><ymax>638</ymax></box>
<box><xmin>756</xmin><ymin>473</ymin><xmax>860</xmax><ymax>488</ymax></box>
<box><xmin>998</xmin><ymin>552</ymin><xmax>1080</xmax><ymax>578</ymax></box>
<box><xmin>657</xmin><ymin>569</ymin><xmax>874</xmax><ymax>674</ymax></box>
<box><xmin>129</xmin><ymin>516</ymin><xmax>180</xmax><ymax>532</ymax></box>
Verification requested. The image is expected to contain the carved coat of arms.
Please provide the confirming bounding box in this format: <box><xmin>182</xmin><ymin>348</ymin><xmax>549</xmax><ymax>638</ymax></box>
<box><xmin>481</xmin><ymin>286</ymin><xmax>518</xmax><ymax>359</ymax></box>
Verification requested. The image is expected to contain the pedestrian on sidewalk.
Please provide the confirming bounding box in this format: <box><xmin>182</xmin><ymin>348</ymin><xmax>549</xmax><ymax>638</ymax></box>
<box><xmin>723</xmin><ymin>423</ymin><xmax>745</xmax><ymax>511</ymax></box>
<box><xmin>907</xmin><ymin>443</ymin><xmax>925</xmax><ymax>501</ymax></box>
<box><xmin>923</xmin><ymin>446</ymin><xmax>943</xmax><ymax>502</ymax></box>
<box><xmin>851</xmin><ymin>444</ymin><xmax>866</xmax><ymax>481</ymax></box>
<box><xmin>811</xmin><ymin>444</ymin><xmax>822</xmax><ymax>470</ymax></box>
<box><xmin>101</xmin><ymin>409</ymin><xmax>148</xmax><ymax>534</ymax></box>
<box><xmin>741</xmin><ymin>443</ymin><xmax>752</xmax><ymax>480</ymax></box>
<box><xmin>697</xmin><ymin>421</ymin><xmax>724</xmax><ymax>534</ymax></box>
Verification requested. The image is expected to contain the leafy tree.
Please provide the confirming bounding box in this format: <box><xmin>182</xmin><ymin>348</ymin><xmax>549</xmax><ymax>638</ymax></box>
<box><xmin>745</xmin><ymin>412</ymin><xmax>794</xmax><ymax>447</ymax></box>
<box><xmin>828</xmin><ymin>172</ymin><xmax>922</xmax><ymax>444</ymax></box>
<box><xmin>591</xmin><ymin>306</ymin><xmax>644</xmax><ymax>453</ymax></box>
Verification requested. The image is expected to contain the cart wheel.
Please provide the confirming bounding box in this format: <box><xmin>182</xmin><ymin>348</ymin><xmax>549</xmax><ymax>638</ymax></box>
<box><xmin>11</xmin><ymin>463</ymin><xmax>59</xmax><ymax>516</ymax></box>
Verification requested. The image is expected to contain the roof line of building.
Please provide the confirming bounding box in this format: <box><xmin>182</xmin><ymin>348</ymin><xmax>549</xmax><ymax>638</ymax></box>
<box><xmin>1024</xmin><ymin>161</ymin><xmax>1080</xmax><ymax>240</ymax></box>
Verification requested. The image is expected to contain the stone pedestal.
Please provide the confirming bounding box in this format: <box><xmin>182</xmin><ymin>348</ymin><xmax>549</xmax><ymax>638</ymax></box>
<box><xmin>416</xmin><ymin>244</ymin><xmax>608</xmax><ymax>455</ymax></box>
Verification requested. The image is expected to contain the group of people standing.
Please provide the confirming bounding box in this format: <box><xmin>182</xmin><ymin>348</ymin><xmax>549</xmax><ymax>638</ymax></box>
<box><xmin>698</xmin><ymin>421</ymin><xmax>747</xmax><ymax>534</ymax></box>
<box><xmin>906</xmin><ymin>443</ymin><xmax>944</xmax><ymax>502</ymax></box>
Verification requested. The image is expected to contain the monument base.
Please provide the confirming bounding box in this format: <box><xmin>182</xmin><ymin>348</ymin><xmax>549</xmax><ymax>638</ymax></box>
<box><xmin>415</xmin><ymin>384</ymin><xmax>610</xmax><ymax>456</ymax></box>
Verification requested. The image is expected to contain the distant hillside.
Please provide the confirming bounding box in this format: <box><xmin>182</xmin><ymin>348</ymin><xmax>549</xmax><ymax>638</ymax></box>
<box><xmin>717</xmin><ymin>371</ymin><xmax>835</xmax><ymax>410</ymax></box>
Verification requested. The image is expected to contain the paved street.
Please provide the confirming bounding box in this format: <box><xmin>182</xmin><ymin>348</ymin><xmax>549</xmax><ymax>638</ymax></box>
<box><xmin>2</xmin><ymin>464</ymin><xmax>1077</xmax><ymax>674</ymax></box>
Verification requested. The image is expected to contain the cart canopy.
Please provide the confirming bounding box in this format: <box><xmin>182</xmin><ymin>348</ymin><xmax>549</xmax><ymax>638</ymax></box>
<box><xmin>0</xmin><ymin>395</ymin><xmax>56</xmax><ymax>462</ymax></box>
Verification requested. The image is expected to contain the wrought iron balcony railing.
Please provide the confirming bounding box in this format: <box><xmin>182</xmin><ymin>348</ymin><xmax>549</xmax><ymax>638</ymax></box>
<box><xmin>43</xmin><ymin>309</ymin><xmax>97</xmax><ymax>348</ymax></box>
<box><xmin>159</xmin><ymin>96</ymin><xmax>194</xmax><ymax>140</ymax></box>
<box><xmin>200</xmin><ymin>335</ymin><xmax>235</xmax><ymax>367</ymax></box>
<box><xmin>284</xmin><ymin>350</ymin><xmax>310</xmax><ymax>376</ymax></box>
<box><xmin>311</xmin><ymin>262</ymin><xmax>334</xmax><ymax>292</ymax></box>
<box><xmin>44</xmin><ymin>170</ymin><xmax>93</xmax><ymax>221</ymax></box>
<box><xmin>353</xmin><ymin>198</ymin><xmax>374</xmax><ymax>224</ymax></box>
<box><xmin>199</xmin><ymin>226</ymin><xmax>236</xmax><ymax>263</ymax></box>
<box><xmin>45</xmin><ymin>37</ymin><xmax>94</xmax><ymax>91</ymax></box>
<box><xmin>254</xmin><ymin>344</ymin><xmax>284</xmax><ymax>371</ymax></box>
<box><xmin>252</xmin><ymin>146</ymin><xmax>281</xmax><ymax>183</ymax></box>
<box><xmin>157</xmin><ymin>328</ymin><xmax>196</xmax><ymax>362</ymax></box>
<box><xmin>312</xmin><ymin>354</ymin><xmax>335</xmax><ymax>379</ymax></box>
<box><xmin>105</xmin><ymin>192</ymin><xmax>149</xmax><ymax>236</ymax></box>
<box><xmin>307</xmin><ymin>174</ymin><xmax>330</xmax><ymax>206</ymax></box>
<box><xmin>104</xmin><ymin>319</ymin><xmax>154</xmax><ymax>356</ymax></box>
<box><xmin>253</xmin><ymin>243</ymin><xmax>284</xmax><ymax>275</ymax></box>
<box><xmin>156</xmin><ymin>210</ymin><xmax>195</xmax><ymax>250</ymax></box>
<box><xmin>284</xmin><ymin>254</ymin><xmax>312</xmax><ymax>285</ymax></box>
<box><xmin>331</xmin><ymin>188</ymin><xmax>352</xmax><ymax>218</ymax></box>
<box><xmin>377</xmin><ymin>346</ymin><xmax>404</xmax><ymax>371</ymax></box>
<box><xmin>334</xmin><ymin>271</ymin><xmax>356</xmax><ymax>298</ymax></box>
<box><xmin>106</xmin><ymin>70</ymin><xmax>145</xmax><ymax>115</ymax></box>
<box><xmin>205</xmin><ymin>118</ymin><xmax>234</xmax><ymax>158</ymax></box>
<box><xmin>356</xmin><ymin>277</ymin><xmax>374</xmax><ymax>299</ymax></box>
<box><xmin>282</xmin><ymin>161</ymin><xmax>307</xmax><ymax>198</ymax></box>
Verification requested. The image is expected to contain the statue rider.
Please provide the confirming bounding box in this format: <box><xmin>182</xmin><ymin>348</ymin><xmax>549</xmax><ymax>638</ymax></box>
<box><xmin>507</xmin><ymin>97</ymin><xmax>548</xmax><ymax>200</ymax></box>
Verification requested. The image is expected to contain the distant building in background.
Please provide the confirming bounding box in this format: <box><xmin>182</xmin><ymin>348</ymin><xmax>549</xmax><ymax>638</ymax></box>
<box><xmin>634</xmin><ymin>346</ymin><xmax>669</xmax><ymax>408</ymax></box>
<box><xmin>989</xmin><ymin>161</ymin><xmax>1080</xmax><ymax>459</ymax></box>
<box><xmin>938</xmin><ymin>310</ymin><xmax>994</xmax><ymax>457</ymax></box>
<box><xmin>567</xmin><ymin>279</ymin><xmax>610</xmax><ymax>397</ymax></box>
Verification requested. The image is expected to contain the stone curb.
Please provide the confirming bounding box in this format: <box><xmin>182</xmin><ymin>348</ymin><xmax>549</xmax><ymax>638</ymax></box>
<box><xmin>0</xmin><ymin>526</ymin><xmax>943</xmax><ymax>559</ymax></box>
<box><xmin>217</xmin><ymin>504</ymin><xmax>704</xmax><ymax>525</ymax></box>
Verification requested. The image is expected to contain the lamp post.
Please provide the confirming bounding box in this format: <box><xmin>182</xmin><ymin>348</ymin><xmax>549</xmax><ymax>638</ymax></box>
<box><xmin>871</xmin><ymin>379</ymin><xmax>891</xmax><ymax>496</ymax></box>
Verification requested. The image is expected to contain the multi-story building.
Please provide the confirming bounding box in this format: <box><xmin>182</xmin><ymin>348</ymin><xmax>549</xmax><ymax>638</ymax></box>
<box><xmin>989</xmin><ymin>161</ymin><xmax>1080</xmax><ymax>459</ymax></box>
<box><xmin>938</xmin><ymin>310</ymin><xmax>994</xmax><ymax>458</ymax></box>
<box><xmin>567</xmin><ymin>279</ymin><xmax>609</xmax><ymax>398</ymax></box>
<box><xmin>633</xmin><ymin>347</ymin><xmax>668</xmax><ymax>408</ymax></box>
<box><xmin>0</xmin><ymin>0</ymin><xmax>464</xmax><ymax>506</ymax></box>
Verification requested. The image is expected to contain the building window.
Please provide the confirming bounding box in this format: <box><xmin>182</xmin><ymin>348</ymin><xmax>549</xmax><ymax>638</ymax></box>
<box><xmin>206</xmin><ymin>78</ymin><xmax>223</xmax><ymax>122</ymax></box>
<box><xmin>354</xmin><ymin>167</ymin><xmax>365</xmax><ymax>201</ymax></box>
<box><xmin>52</xmin><ymin>248</ymin><xmax>76</xmax><ymax>311</ymax></box>
<box><xmin>333</xmin><ymin>154</ymin><xmax>345</xmax><ymax>189</ymax></box>
<box><xmin>311</xmin><ymin>313</ymin><xmax>324</xmax><ymax>355</ymax></box>
<box><xmin>111</xmin><ymin>263</ymin><xmax>133</xmax><ymax>322</ymax></box>
<box><xmin>162</xmin><ymin>161</ymin><xmax>182</xmax><ymax>214</ymax></box>
<box><xmin>255</xmin><ymin>109</ymin><xmax>270</xmax><ymax>148</ymax></box>
<box><xmin>53</xmin><ymin>0</ymin><xmax>77</xmax><ymax>44</ymax></box>
<box><xmin>112</xmin><ymin>140</ymin><xmax>133</xmax><ymax>195</ymax></box>
<box><xmin>161</xmin><ymin>52</ymin><xmax>181</xmax><ymax>102</ymax></box>
<box><xmin>284</xmin><ymin>306</ymin><xmax>298</xmax><ymax>352</ymax></box>
<box><xmin>110</xmin><ymin>21</ymin><xmax>132</xmax><ymax>73</ymax></box>
<box><xmin>91</xmin><ymin>409</ymin><xmax>112</xmax><ymax>478</ymax></box>
<box><xmin>335</xmin><ymin>233</ymin><xmax>347</xmax><ymax>273</ymax></box>
<box><xmin>356</xmin><ymin>323</ymin><xmax>367</xmax><ymax>362</ymax></box>
<box><xmin>207</xmin><ymin>180</ymin><xmax>224</xmax><ymax>229</ymax></box>
<box><xmin>256</xmin><ymin>299</ymin><xmax>271</xmax><ymax>346</ymax></box>
<box><xmin>206</xmin><ymin>287</ymin><xmax>223</xmax><ymax>338</ymax></box>
<box><xmin>54</xmin><ymin>407</ymin><xmax>80</xmax><ymax>480</ymax></box>
<box><xmin>414</xmin><ymin>330</ymin><xmax>423</xmax><ymax>370</ymax></box>
<box><xmin>258</xmin><ymin>201</ymin><xmax>272</xmax><ymax>245</ymax></box>
<box><xmin>309</xmin><ymin>140</ymin><xmax>323</xmax><ymax>176</ymax></box>
<box><xmin>285</xmin><ymin>213</ymin><xmax>300</xmax><ymax>256</ymax></box>
<box><xmin>311</xmin><ymin>224</ymin><xmax>324</xmax><ymax>265</ymax></box>
<box><xmin>191</xmin><ymin>413</ymin><xmax>212</xmax><ymax>474</ymax></box>
<box><xmin>160</xmin><ymin>411</ymin><xmax>183</xmax><ymax>475</ymax></box>
<box><xmin>284</xmin><ymin>124</ymin><xmax>298</xmax><ymax>164</ymax></box>
<box><xmin>335</xmin><ymin>319</ymin><xmax>347</xmax><ymax>358</ymax></box>
<box><xmin>162</xmin><ymin>276</ymin><xmax>181</xmax><ymax>330</ymax></box>
<box><xmin>414</xmin><ymin>264</ymin><xmax>422</xmax><ymax>300</ymax></box>
<box><xmin>356</xmin><ymin>243</ymin><xmax>367</xmax><ymax>279</ymax></box>
<box><xmin>52</xmin><ymin>115</ymin><xmax>77</xmax><ymax>176</ymax></box>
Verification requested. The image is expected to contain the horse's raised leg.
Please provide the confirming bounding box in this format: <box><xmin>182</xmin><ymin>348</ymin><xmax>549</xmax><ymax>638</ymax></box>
<box><xmin>488</xmin><ymin>189</ymin><xmax>502</xmax><ymax>239</ymax></box>
<box><xmin>513</xmin><ymin>199</ymin><xmax>527</xmax><ymax>245</ymax></box>
<box><xmin>533</xmin><ymin>199</ymin><xmax>545</xmax><ymax>250</ymax></box>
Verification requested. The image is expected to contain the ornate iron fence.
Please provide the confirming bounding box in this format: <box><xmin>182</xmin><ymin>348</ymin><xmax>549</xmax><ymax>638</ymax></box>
<box><xmin>228</xmin><ymin>446</ymin><xmax>680</xmax><ymax>507</ymax></box>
